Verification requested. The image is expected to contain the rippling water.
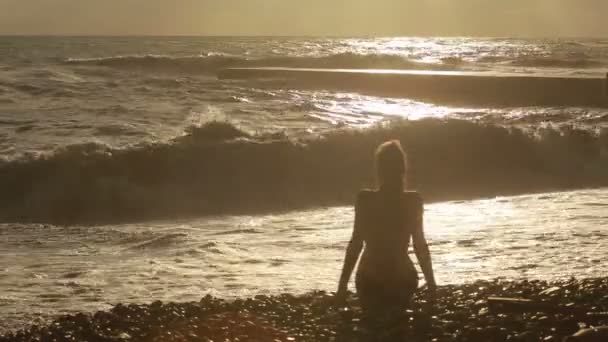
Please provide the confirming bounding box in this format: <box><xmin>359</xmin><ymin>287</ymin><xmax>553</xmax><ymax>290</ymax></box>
<box><xmin>2</xmin><ymin>189</ymin><xmax>607</xmax><ymax>333</ymax></box>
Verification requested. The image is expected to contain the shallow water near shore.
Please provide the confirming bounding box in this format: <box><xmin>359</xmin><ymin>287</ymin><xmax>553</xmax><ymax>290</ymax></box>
<box><xmin>1</xmin><ymin>188</ymin><xmax>607</xmax><ymax>333</ymax></box>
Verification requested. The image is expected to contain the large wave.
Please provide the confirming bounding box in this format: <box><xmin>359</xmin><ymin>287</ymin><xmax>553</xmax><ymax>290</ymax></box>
<box><xmin>1</xmin><ymin>119</ymin><xmax>608</xmax><ymax>224</ymax></box>
<box><xmin>219</xmin><ymin>68</ymin><xmax>608</xmax><ymax>108</ymax></box>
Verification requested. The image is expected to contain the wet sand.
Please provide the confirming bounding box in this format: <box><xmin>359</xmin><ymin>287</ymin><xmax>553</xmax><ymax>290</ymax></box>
<box><xmin>2</xmin><ymin>277</ymin><xmax>606</xmax><ymax>341</ymax></box>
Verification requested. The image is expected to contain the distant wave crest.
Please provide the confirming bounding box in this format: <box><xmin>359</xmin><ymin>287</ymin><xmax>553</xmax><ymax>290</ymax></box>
<box><xmin>506</xmin><ymin>57</ymin><xmax>604</xmax><ymax>68</ymax></box>
<box><xmin>2</xmin><ymin>119</ymin><xmax>608</xmax><ymax>224</ymax></box>
<box><xmin>64</xmin><ymin>53</ymin><xmax>465</xmax><ymax>73</ymax></box>
<box><xmin>64</xmin><ymin>53</ymin><xmax>607</xmax><ymax>74</ymax></box>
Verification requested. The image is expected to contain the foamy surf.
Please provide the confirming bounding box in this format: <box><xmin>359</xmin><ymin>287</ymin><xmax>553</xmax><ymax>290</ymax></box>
<box><xmin>1</xmin><ymin>189</ymin><xmax>607</xmax><ymax>333</ymax></box>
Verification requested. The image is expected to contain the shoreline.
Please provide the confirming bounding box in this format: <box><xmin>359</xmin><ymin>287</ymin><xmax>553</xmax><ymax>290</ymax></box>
<box><xmin>3</xmin><ymin>277</ymin><xmax>606</xmax><ymax>341</ymax></box>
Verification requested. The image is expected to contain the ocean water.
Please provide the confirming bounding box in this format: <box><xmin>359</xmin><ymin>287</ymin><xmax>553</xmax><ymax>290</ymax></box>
<box><xmin>1</xmin><ymin>36</ymin><xmax>608</xmax><ymax>158</ymax></box>
<box><xmin>1</xmin><ymin>36</ymin><xmax>608</xmax><ymax>332</ymax></box>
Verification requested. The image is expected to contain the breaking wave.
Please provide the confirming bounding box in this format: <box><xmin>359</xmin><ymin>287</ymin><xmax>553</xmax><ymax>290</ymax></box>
<box><xmin>2</xmin><ymin>119</ymin><xmax>608</xmax><ymax>224</ymax></box>
<box><xmin>218</xmin><ymin>68</ymin><xmax>608</xmax><ymax>108</ymax></box>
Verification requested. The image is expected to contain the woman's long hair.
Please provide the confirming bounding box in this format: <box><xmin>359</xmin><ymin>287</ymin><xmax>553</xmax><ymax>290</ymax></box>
<box><xmin>375</xmin><ymin>140</ymin><xmax>407</xmax><ymax>192</ymax></box>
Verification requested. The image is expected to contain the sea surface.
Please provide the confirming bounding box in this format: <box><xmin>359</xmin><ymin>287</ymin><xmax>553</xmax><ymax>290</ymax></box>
<box><xmin>1</xmin><ymin>36</ymin><xmax>608</xmax><ymax>332</ymax></box>
<box><xmin>1</xmin><ymin>36</ymin><xmax>608</xmax><ymax>158</ymax></box>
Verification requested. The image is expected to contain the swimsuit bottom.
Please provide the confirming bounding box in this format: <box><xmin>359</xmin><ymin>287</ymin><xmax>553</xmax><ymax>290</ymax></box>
<box><xmin>355</xmin><ymin>269</ymin><xmax>419</xmax><ymax>312</ymax></box>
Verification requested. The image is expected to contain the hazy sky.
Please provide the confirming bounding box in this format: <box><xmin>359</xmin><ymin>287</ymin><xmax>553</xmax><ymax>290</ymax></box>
<box><xmin>1</xmin><ymin>0</ymin><xmax>607</xmax><ymax>37</ymax></box>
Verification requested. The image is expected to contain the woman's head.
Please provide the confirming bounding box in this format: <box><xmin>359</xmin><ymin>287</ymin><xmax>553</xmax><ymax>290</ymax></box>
<box><xmin>375</xmin><ymin>140</ymin><xmax>407</xmax><ymax>191</ymax></box>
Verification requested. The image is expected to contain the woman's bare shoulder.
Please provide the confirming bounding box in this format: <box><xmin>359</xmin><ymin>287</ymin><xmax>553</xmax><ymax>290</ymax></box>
<box><xmin>357</xmin><ymin>189</ymin><xmax>377</xmax><ymax>196</ymax></box>
<box><xmin>402</xmin><ymin>191</ymin><xmax>423</xmax><ymax>204</ymax></box>
<box><xmin>356</xmin><ymin>189</ymin><xmax>376</xmax><ymax>203</ymax></box>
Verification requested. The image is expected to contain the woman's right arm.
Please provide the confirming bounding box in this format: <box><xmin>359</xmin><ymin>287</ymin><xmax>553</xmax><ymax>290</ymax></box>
<box><xmin>412</xmin><ymin>194</ymin><xmax>436</xmax><ymax>291</ymax></box>
<box><xmin>336</xmin><ymin>192</ymin><xmax>365</xmax><ymax>303</ymax></box>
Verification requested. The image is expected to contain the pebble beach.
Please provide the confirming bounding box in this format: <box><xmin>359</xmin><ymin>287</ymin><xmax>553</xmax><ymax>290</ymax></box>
<box><xmin>3</xmin><ymin>278</ymin><xmax>607</xmax><ymax>341</ymax></box>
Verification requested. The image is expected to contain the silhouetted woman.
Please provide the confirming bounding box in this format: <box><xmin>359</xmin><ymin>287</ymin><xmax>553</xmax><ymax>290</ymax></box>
<box><xmin>336</xmin><ymin>140</ymin><xmax>436</xmax><ymax>313</ymax></box>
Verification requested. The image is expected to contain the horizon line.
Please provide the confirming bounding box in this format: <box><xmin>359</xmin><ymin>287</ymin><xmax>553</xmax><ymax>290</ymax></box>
<box><xmin>1</xmin><ymin>34</ymin><xmax>607</xmax><ymax>40</ymax></box>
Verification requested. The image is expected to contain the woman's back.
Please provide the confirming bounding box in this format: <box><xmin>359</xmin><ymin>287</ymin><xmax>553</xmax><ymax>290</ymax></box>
<box><xmin>357</xmin><ymin>189</ymin><xmax>421</xmax><ymax>281</ymax></box>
